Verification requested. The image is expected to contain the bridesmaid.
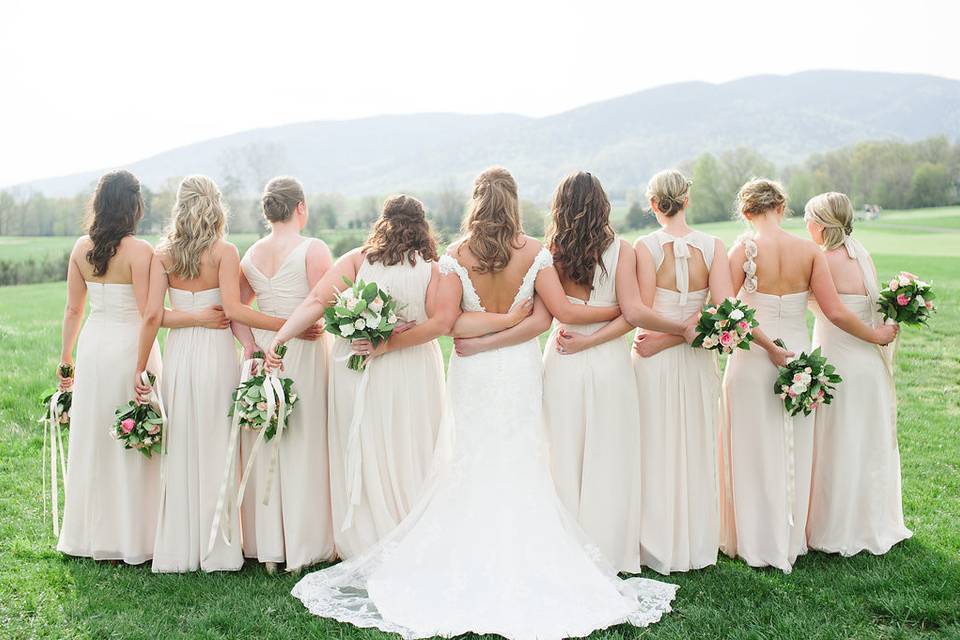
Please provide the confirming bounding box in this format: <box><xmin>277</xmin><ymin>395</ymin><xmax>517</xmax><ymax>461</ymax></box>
<box><xmin>226</xmin><ymin>176</ymin><xmax>333</xmax><ymax>573</ymax></box>
<box><xmin>268</xmin><ymin>195</ymin><xmax>459</xmax><ymax>559</ymax></box>
<box><xmin>803</xmin><ymin>192</ymin><xmax>911</xmax><ymax>555</ymax></box>
<box><xmin>540</xmin><ymin>171</ymin><xmax>690</xmax><ymax>573</ymax></box>
<box><xmin>719</xmin><ymin>179</ymin><xmax>897</xmax><ymax>573</ymax></box>
<box><xmin>56</xmin><ymin>170</ymin><xmax>162</xmax><ymax>564</ymax></box>
<box><xmin>135</xmin><ymin>175</ymin><xmax>255</xmax><ymax>573</ymax></box>
<box><xmin>631</xmin><ymin>169</ymin><xmax>734</xmax><ymax>574</ymax></box>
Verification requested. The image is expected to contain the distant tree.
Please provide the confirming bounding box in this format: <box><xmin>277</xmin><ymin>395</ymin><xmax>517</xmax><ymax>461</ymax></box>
<box><xmin>434</xmin><ymin>180</ymin><xmax>465</xmax><ymax>235</ymax></box>
<box><xmin>0</xmin><ymin>191</ymin><xmax>15</xmax><ymax>235</ymax></box>
<box><xmin>520</xmin><ymin>200</ymin><xmax>546</xmax><ymax>237</ymax></box>
<box><xmin>909</xmin><ymin>162</ymin><xmax>955</xmax><ymax>208</ymax></box>
<box><xmin>624</xmin><ymin>201</ymin><xmax>647</xmax><ymax>230</ymax></box>
<box><xmin>687</xmin><ymin>153</ymin><xmax>729</xmax><ymax>223</ymax></box>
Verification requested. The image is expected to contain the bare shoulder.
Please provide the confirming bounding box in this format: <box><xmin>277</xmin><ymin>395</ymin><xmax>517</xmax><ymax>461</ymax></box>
<box><xmin>445</xmin><ymin>238</ymin><xmax>465</xmax><ymax>256</ymax></box>
<box><xmin>307</xmin><ymin>236</ymin><xmax>332</xmax><ymax>256</ymax></box>
<box><xmin>122</xmin><ymin>235</ymin><xmax>155</xmax><ymax>258</ymax></box>
<box><xmin>71</xmin><ymin>235</ymin><xmax>92</xmax><ymax>256</ymax></box>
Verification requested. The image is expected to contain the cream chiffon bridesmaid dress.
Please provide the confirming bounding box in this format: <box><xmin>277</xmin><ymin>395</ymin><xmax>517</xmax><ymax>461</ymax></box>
<box><xmin>806</xmin><ymin>237</ymin><xmax>912</xmax><ymax>555</ymax></box>
<box><xmin>151</xmin><ymin>288</ymin><xmax>244</xmax><ymax>573</ymax></box>
<box><xmin>542</xmin><ymin>238</ymin><xmax>642</xmax><ymax>573</ymax></box>
<box><xmin>57</xmin><ymin>282</ymin><xmax>162</xmax><ymax>564</ymax></box>
<box><xmin>719</xmin><ymin>236</ymin><xmax>813</xmax><ymax>573</ymax></box>
<box><xmin>633</xmin><ymin>230</ymin><xmax>721</xmax><ymax>574</ymax></box>
<box><xmin>239</xmin><ymin>238</ymin><xmax>335</xmax><ymax>571</ymax></box>
<box><xmin>328</xmin><ymin>254</ymin><xmax>445</xmax><ymax>559</ymax></box>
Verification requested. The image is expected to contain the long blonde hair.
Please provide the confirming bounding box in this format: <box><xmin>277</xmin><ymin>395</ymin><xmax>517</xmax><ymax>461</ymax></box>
<box><xmin>160</xmin><ymin>175</ymin><xmax>227</xmax><ymax>279</ymax></box>
<box><xmin>461</xmin><ymin>167</ymin><xmax>524</xmax><ymax>273</ymax></box>
<box><xmin>804</xmin><ymin>192</ymin><xmax>854</xmax><ymax>251</ymax></box>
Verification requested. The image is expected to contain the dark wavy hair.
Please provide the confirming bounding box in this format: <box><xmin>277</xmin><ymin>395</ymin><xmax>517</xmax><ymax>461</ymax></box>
<box><xmin>545</xmin><ymin>171</ymin><xmax>614</xmax><ymax>288</ymax></box>
<box><xmin>362</xmin><ymin>194</ymin><xmax>438</xmax><ymax>266</ymax></box>
<box><xmin>84</xmin><ymin>170</ymin><xmax>144</xmax><ymax>276</ymax></box>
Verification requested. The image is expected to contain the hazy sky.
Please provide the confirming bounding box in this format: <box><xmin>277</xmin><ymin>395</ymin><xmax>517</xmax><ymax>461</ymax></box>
<box><xmin>1</xmin><ymin>0</ymin><xmax>958</xmax><ymax>187</ymax></box>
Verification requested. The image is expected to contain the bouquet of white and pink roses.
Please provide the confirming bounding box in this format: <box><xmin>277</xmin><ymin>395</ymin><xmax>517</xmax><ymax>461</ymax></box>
<box><xmin>878</xmin><ymin>271</ymin><xmax>936</xmax><ymax>326</ymax></box>
<box><xmin>112</xmin><ymin>372</ymin><xmax>165</xmax><ymax>458</ymax></box>
<box><xmin>772</xmin><ymin>339</ymin><xmax>843</xmax><ymax>417</ymax></box>
<box><xmin>692</xmin><ymin>297</ymin><xmax>759</xmax><ymax>353</ymax></box>
<box><xmin>323</xmin><ymin>277</ymin><xmax>401</xmax><ymax>371</ymax></box>
<box><xmin>228</xmin><ymin>346</ymin><xmax>297</xmax><ymax>441</ymax></box>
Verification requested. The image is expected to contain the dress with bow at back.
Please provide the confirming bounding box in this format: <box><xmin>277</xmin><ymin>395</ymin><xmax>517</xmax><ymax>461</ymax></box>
<box><xmin>152</xmin><ymin>287</ymin><xmax>244</xmax><ymax>573</ymax></box>
<box><xmin>57</xmin><ymin>282</ymin><xmax>162</xmax><ymax>564</ymax></box>
<box><xmin>328</xmin><ymin>254</ymin><xmax>445</xmax><ymax>560</ymax></box>
<box><xmin>542</xmin><ymin>238</ymin><xmax>642</xmax><ymax>573</ymax></box>
<box><xmin>719</xmin><ymin>235</ymin><xmax>813</xmax><ymax>573</ymax></box>
<box><xmin>240</xmin><ymin>238</ymin><xmax>335</xmax><ymax>571</ymax></box>
<box><xmin>633</xmin><ymin>229</ymin><xmax>722</xmax><ymax>574</ymax></box>
<box><xmin>291</xmin><ymin>247</ymin><xmax>677</xmax><ymax>640</ymax></box>
<box><xmin>806</xmin><ymin>237</ymin><xmax>911</xmax><ymax>555</ymax></box>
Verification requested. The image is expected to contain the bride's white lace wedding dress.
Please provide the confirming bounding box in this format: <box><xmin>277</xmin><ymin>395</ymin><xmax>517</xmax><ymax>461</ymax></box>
<box><xmin>292</xmin><ymin>247</ymin><xmax>677</xmax><ymax>640</ymax></box>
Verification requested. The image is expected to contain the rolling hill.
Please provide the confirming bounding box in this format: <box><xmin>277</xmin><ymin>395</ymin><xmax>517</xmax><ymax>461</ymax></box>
<box><xmin>10</xmin><ymin>70</ymin><xmax>960</xmax><ymax>200</ymax></box>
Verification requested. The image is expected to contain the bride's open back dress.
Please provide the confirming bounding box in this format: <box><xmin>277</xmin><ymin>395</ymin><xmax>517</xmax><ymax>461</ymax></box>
<box><xmin>292</xmin><ymin>247</ymin><xmax>676</xmax><ymax>640</ymax></box>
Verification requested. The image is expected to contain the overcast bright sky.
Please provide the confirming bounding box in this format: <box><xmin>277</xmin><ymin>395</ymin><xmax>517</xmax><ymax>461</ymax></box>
<box><xmin>1</xmin><ymin>0</ymin><xmax>958</xmax><ymax>187</ymax></box>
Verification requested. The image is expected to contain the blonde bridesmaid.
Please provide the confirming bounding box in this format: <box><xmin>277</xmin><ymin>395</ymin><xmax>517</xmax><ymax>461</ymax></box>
<box><xmin>269</xmin><ymin>195</ymin><xmax>459</xmax><ymax>559</ymax></box>
<box><xmin>539</xmin><ymin>171</ymin><xmax>691</xmax><ymax>573</ymax></box>
<box><xmin>226</xmin><ymin>176</ymin><xmax>333</xmax><ymax>573</ymax></box>
<box><xmin>803</xmin><ymin>192</ymin><xmax>911</xmax><ymax>555</ymax></box>
<box><xmin>631</xmin><ymin>170</ymin><xmax>734</xmax><ymax>574</ymax></box>
<box><xmin>719</xmin><ymin>179</ymin><xmax>897</xmax><ymax>573</ymax></box>
<box><xmin>135</xmin><ymin>176</ymin><xmax>256</xmax><ymax>572</ymax></box>
<box><xmin>56</xmin><ymin>170</ymin><xmax>161</xmax><ymax>564</ymax></box>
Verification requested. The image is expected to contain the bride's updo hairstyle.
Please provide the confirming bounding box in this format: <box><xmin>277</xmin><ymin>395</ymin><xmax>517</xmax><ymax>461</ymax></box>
<box><xmin>261</xmin><ymin>176</ymin><xmax>305</xmax><ymax>223</ymax></box>
<box><xmin>84</xmin><ymin>170</ymin><xmax>144</xmax><ymax>277</ymax></box>
<box><xmin>545</xmin><ymin>171</ymin><xmax>614</xmax><ymax>288</ymax></box>
<box><xmin>462</xmin><ymin>166</ymin><xmax>524</xmax><ymax>273</ymax></box>
<box><xmin>804</xmin><ymin>192</ymin><xmax>855</xmax><ymax>251</ymax></box>
<box><xmin>160</xmin><ymin>175</ymin><xmax>227</xmax><ymax>279</ymax></box>
<box><xmin>736</xmin><ymin>178</ymin><xmax>788</xmax><ymax>221</ymax></box>
<box><xmin>646</xmin><ymin>169</ymin><xmax>691</xmax><ymax>217</ymax></box>
<box><xmin>362</xmin><ymin>194</ymin><xmax>438</xmax><ymax>266</ymax></box>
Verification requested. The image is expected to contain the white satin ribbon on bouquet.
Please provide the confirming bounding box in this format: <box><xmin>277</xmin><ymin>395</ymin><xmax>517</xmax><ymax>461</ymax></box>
<box><xmin>42</xmin><ymin>390</ymin><xmax>70</xmax><ymax>536</ymax></box>
<box><xmin>207</xmin><ymin>357</ymin><xmax>287</xmax><ymax>553</ymax></box>
<box><xmin>338</xmin><ymin>352</ymin><xmax>372</xmax><ymax>532</ymax></box>
<box><xmin>141</xmin><ymin>371</ymin><xmax>170</xmax><ymax>519</ymax></box>
<box><xmin>782</xmin><ymin>411</ymin><xmax>796</xmax><ymax>528</ymax></box>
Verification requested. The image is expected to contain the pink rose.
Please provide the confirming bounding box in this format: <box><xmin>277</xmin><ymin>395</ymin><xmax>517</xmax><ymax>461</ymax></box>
<box><xmin>147</xmin><ymin>423</ymin><xmax>161</xmax><ymax>435</ymax></box>
<box><xmin>925</xmin><ymin>301</ymin><xmax>934</xmax><ymax>310</ymax></box>
<box><xmin>901</xmin><ymin>271</ymin><xmax>917</xmax><ymax>280</ymax></box>
<box><xmin>787</xmin><ymin>389</ymin><xmax>798</xmax><ymax>398</ymax></box>
<box><xmin>896</xmin><ymin>294</ymin><xmax>910</xmax><ymax>306</ymax></box>
<box><xmin>738</xmin><ymin>321</ymin><xmax>749</xmax><ymax>331</ymax></box>
<box><xmin>793</xmin><ymin>373</ymin><xmax>803</xmax><ymax>383</ymax></box>
<box><xmin>120</xmin><ymin>418</ymin><xmax>135</xmax><ymax>434</ymax></box>
<box><xmin>719</xmin><ymin>331</ymin><xmax>733</xmax><ymax>347</ymax></box>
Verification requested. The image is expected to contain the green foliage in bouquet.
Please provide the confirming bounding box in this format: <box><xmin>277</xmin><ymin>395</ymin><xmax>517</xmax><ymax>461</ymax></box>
<box><xmin>772</xmin><ymin>339</ymin><xmax>843</xmax><ymax>417</ymax></box>
<box><xmin>323</xmin><ymin>276</ymin><xmax>401</xmax><ymax>371</ymax></box>
<box><xmin>878</xmin><ymin>271</ymin><xmax>936</xmax><ymax>326</ymax></box>
<box><xmin>692</xmin><ymin>297</ymin><xmax>759</xmax><ymax>353</ymax></box>
<box><xmin>39</xmin><ymin>363</ymin><xmax>73</xmax><ymax>429</ymax></box>
<box><xmin>228</xmin><ymin>346</ymin><xmax>297</xmax><ymax>441</ymax></box>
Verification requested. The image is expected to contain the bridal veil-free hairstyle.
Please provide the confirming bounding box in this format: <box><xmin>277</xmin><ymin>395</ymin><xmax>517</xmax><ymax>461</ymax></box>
<box><xmin>362</xmin><ymin>194</ymin><xmax>439</xmax><ymax>266</ymax></box>
<box><xmin>736</xmin><ymin>178</ymin><xmax>788</xmax><ymax>220</ymax></box>
<box><xmin>545</xmin><ymin>171</ymin><xmax>615</xmax><ymax>288</ymax></box>
<box><xmin>160</xmin><ymin>175</ymin><xmax>227</xmax><ymax>279</ymax></box>
<box><xmin>646</xmin><ymin>169</ymin><xmax>692</xmax><ymax>217</ymax></box>
<box><xmin>84</xmin><ymin>170</ymin><xmax>144</xmax><ymax>277</ymax></box>
<box><xmin>462</xmin><ymin>167</ymin><xmax>524</xmax><ymax>273</ymax></box>
<box><xmin>804</xmin><ymin>192</ymin><xmax>855</xmax><ymax>251</ymax></box>
<box><xmin>262</xmin><ymin>176</ymin><xmax>305</xmax><ymax>223</ymax></box>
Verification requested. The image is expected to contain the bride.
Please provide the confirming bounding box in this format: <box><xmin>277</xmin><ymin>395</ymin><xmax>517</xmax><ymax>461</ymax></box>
<box><xmin>269</xmin><ymin>167</ymin><xmax>679</xmax><ymax>639</ymax></box>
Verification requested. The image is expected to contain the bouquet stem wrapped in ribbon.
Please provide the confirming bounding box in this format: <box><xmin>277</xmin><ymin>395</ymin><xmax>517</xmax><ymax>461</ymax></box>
<box><xmin>40</xmin><ymin>363</ymin><xmax>72</xmax><ymax>536</ymax></box>
<box><xmin>772</xmin><ymin>338</ymin><xmax>843</xmax><ymax>526</ymax></box>
<box><xmin>692</xmin><ymin>297</ymin><xmax>759</xmax><ymax>353</ymax></box>
<box><xmin>112</xmin><ymin>371</ymin><xmax>166</xmax><ymax>459</ymax></box>
<box><xmin>208</xmin><ymin>347</ymin><xmax>297</xmax><ymax>552</ymax></box>
<box><xmin>323</xmin><ymin>277</ymin><xmax>401</xmax><ymax>371</ymax></box>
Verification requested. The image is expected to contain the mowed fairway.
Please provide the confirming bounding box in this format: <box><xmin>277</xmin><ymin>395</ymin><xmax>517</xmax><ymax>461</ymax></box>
<box><xmin>0</xmin><ymin>210</ymin><xmax>958</xmax><ymax>639</ymax></box>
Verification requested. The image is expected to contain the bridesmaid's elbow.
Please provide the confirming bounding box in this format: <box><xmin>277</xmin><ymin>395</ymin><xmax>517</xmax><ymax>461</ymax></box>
<box><xmin>622</xmin><ymin>304</ymin><xmax>646</xmax><ymax>328</ymax></box>
<box><xmin>143</xmin><ymin>307</ymin><xmax>163</xmax><ymax>328</ymax></box>
<box><xmin>222</xmin><ymin>302</ymin><xmax>244</xmax><ymax>322</ymax></box>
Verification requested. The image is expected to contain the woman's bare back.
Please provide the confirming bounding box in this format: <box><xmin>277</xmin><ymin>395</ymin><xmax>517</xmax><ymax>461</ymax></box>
<box><xmin>733</xmin><ymin>230</ymin><xmax>818</xmax><ymax>296</ymax></box>
<box><xmin>247</xmin><ymin>234</ymin><xmax>310</xmax><ymax>279</ymax></box>
<box><xmin>73</xmin><ymin>235</ymin><xmax>152</xmax><ymax>284</ymax></box>
<box><xmin>824</xmin><ymin>248</ymin><xmax>869</xmax><ymax>296</ymax></box>
<box><xmin>159</xmin><ymin>239</ymin><xmax>232</xmax><ymax>291</ymax></box>
<box><xmin>452</xmin><ymin>235</ymin><xmax>540</xmax><ymax>313</ymax></box>
<box><xmin>654</xmin><ymin>241</ymin><xmax>710</xmax><ymax>293</ymax></box>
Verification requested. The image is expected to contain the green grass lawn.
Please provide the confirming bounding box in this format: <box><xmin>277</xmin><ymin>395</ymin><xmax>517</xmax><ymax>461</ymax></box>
<box><xmin>1</xmin><ymin>216</ymin><xmax>958</xmax><ymax>639</ymax></box>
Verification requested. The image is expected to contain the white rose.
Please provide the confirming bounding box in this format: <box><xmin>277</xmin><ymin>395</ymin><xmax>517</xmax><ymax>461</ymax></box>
<box><xmin>888</xmin><ymin>279</ymin><xmax>899</xmax><ymax>291</ymax></box>
<box><xmin>339</xmin><ymin>322</ymin><xmax>355</xmax><ymax>337</ymax></box>
<box><xmin>729</xmin><ymin>309</ymin><xmax>745</xmax><ymax>321</ymax></box>
<box><xmin>791</xmin><ymin>382</ymin><xmax>807</xmax><ymax>395</ymax></box>
<box><xmin>915</xmin><ymin>295</ymin><xmax>924</xmax><ymax>307</ymax></box>
<box><xmin>368</xmin><ymin>297</ymin><xmax>384</xmax><ymax>314</ymax></box>
<box><xmin>898</xmin><ymin>275</ymin><xmax>911</xmax><ymax>287</ymax></box>
<box><xmin>387</xmin><ymin>313</ymin><xmax>397</xmax><ymax>324</ymax></box>
<box><xmin>702</xmin><ymin>335</ymin><xmax>717</xmax><ymax>349</ymax></box>
<box><xmin>345</xmin><ymin>298</ymin><xmax>358</xmax><ymax>311</ymax></box>
<box><xmin>143</xmin><ymin>437</ymin><xmax>152</xmax><ymax>445</ymax></box>
<box><xmin>354</xmin><ymin>318</ymin><xmax>366</xmax><ymax>331</ymax></box>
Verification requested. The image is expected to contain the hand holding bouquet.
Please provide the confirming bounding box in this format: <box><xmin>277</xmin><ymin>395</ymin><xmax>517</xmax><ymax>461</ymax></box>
<box><xmin>323</xmin><ymin>277</ymin><xmax>401</xmax><ymax>371</ymax></box>
<box><xmin>773</xmin><ymin>339</ymin><xmax>843</xmax><ymax>417</ymax></box>
<box><xmin>878</xmin><ymin>271</ymin><xmax>936</xmax><ymax>326</ymax></box>
<box><xmin>41</xmin><ymin>363</ymin><xmax>73</xmax><ymax>431</ymax></box>
<box><xmin>229</xmin><ymin>346</ymin><xmax>298</xmax><ymax>441</ymax></box>
<box><xmin>112</xmin><ymin>371</ymin><xmax>165</xmax><ymax>458</ymax></box>
<box><xmin>692</xmin><ymin>297</ymin><xmax>759</xmax><ymax>353</ymax></box>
